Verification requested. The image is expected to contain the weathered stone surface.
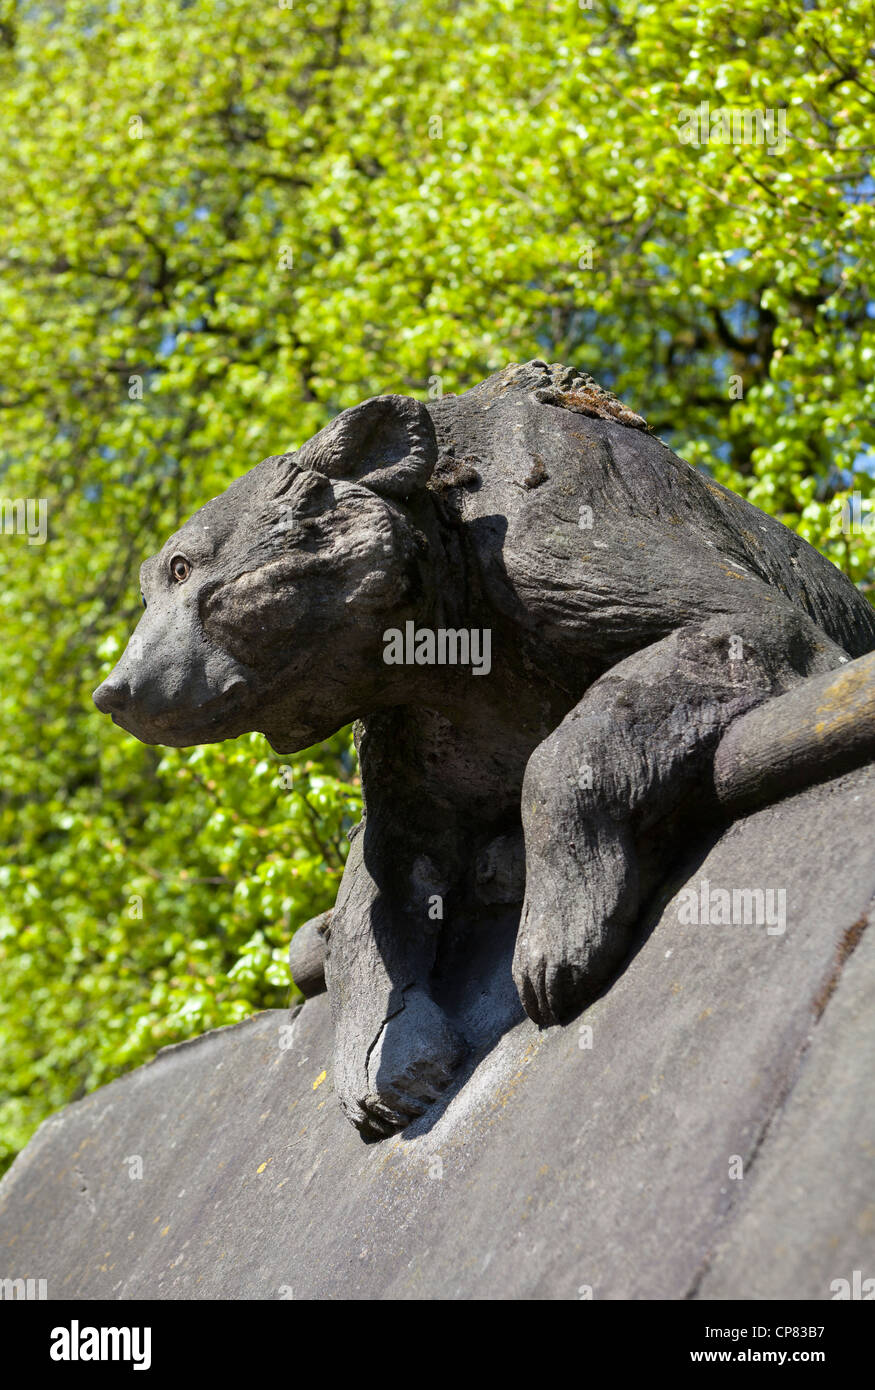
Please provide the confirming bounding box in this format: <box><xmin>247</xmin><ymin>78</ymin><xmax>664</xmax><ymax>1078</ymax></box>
<box><xmin>1</xmin><ymin>765</ymin><xmax>872</xmax><ymax>1300</ymax></box>
<box><xmin>288</xmin><ymin>910</ymin><xmax>331</xmax><ymax>998</ymax></box>
<box><xmin>697</xmin><ymin>923</ymin><xmax>875</xmax><ymax>1300</ymax></box>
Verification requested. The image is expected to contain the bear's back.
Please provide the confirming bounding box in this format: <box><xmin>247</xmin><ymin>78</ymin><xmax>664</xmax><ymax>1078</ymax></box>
<box><xmin>427</xmin><ymin>362</ymin><xmax>875</xmax><ymax>665</ymax></box>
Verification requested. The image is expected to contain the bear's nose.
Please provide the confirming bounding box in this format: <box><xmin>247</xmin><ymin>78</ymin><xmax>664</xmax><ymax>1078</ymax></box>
<box><xmin>93</xmin><ymin>677</ymin><xmax>131</xmax><ymax>714</ymax></box>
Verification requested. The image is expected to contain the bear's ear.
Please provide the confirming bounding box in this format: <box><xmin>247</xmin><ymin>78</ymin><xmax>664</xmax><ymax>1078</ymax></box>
<box><xmin>294</xmin><ymin>395</ymin><xmax>437</xmax><ymax>499</ymax></box>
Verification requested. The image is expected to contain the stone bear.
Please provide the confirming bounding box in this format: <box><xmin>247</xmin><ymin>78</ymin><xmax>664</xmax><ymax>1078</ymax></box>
<box><xmin>93</xmin><ymin>360</ymin><xmax>875</xmax><ymax>1138</ymax></box>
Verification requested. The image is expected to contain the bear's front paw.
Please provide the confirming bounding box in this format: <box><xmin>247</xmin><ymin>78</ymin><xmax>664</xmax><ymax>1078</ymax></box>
<box><xmin>512</xmin><ymin>918</ymin><xmax>585</xmax><ymax>1029</ymax></box>
<box><xmin>514</xmin><ymin>824</ymin><xmax>640</xmax><ymax>1027</ymax></box>
<box><xmin>336</xmin><ymin>988</ymin><xmax>465</xmax><ymax>1140</ymax></box>
<box><xmin>512</xmin><ymin>896</ymin><xmax>630</xmax><ymax>1029</ymax></box>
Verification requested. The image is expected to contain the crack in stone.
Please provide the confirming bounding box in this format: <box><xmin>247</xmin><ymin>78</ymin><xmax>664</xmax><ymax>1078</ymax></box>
<box><xmin>813</xmin><ymin>910</ymin><xmax>869</xmax><ymax>1019</ymax></box>
<box><xmin>363</xmin><ymin>982</ymin><xmax>415</xmax><ymax>1094</ymax></box>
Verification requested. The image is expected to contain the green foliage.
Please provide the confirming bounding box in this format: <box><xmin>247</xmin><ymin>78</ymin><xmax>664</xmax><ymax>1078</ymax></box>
<box><xmin>0</xmin><ymin>721</ymin><xmax>360</xmax><ymax>1172</ymax></box>
<box><xmin>1</xmin><ymin>0</ymin><xmax>874</xmax><ymax>1171</ymax></box>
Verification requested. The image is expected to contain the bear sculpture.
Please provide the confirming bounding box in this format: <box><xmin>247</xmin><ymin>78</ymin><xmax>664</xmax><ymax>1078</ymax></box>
<box><xmin>94</xmin><ymin>361</ymin><xmax>875</xmax><ymax>1137</ymax></box>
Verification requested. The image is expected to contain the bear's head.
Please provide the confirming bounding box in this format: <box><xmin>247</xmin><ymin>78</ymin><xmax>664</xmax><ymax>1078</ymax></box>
<box><xmin>92</xmin><ymin>395</ymin><xmax>438</xmax><ymax>751</ymax></box>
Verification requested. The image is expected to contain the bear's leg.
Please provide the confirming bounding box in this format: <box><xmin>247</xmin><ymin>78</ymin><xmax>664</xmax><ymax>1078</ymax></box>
<box><xmin>324</xmin><ymin>824</ymin><xmax>465</xmax><ymax>1139</ymax></box>
<box><xmin>514</xmin><ymin>608</ymin><xmax>850</xmax><ymax>1026</ymax></box>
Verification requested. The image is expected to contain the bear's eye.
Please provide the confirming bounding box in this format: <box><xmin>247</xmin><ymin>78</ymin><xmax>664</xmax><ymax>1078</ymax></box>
<box><xmin>170</xmin><ymin>555</ymin><xmax>191</xmax><ymax>584</ymax></box>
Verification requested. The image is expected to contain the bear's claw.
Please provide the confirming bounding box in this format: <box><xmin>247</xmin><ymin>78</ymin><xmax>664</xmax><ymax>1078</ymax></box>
<box><xmin>336</xmin><ymin>988</ymin><xmax>465</xmax><ymax>1138</ymax></box>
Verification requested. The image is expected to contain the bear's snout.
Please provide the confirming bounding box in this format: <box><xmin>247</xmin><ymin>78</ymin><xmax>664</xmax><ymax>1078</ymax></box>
<box><xmin>93</xmin><ymin>676</ymin><xmax>131</xmax><ymax>714</ymax></box>
<box><xmin>92</xmin><ymin>601</ymin><xmax>258</xmax><ymax>747</ymax></box>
